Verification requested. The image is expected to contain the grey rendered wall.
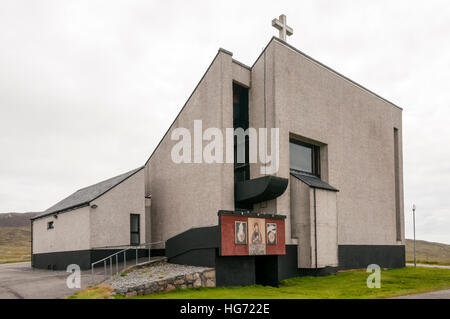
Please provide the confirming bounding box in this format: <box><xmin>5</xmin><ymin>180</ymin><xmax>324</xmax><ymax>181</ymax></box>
<box><xmin>32</xmin><ymin>206</ymin><xmax>91</xmax><ymax>254</ymax></box>
<box><xmin>249</xmin><ymin>44</ymin><xmax>285</xmax><ymax>224</ymax></box>
<box><xmin>314</xmin><ymin>188</ymin><xmax>338</xmax><ymax>267</ymax></box>
<box><xmin>90</xmin><ymin>169</ymin><xmax>145</xmax><ymax>248</ymax></box>
<box><xmin>251</xmin><ymin>38</ymin><xmax>404</xmax><ymax>246</ymax></box>
<box><xmin>145</xmin><ymin>197</ymin><xmax>151</xmax><ymax>243</ymax></box>
<box><xmin>145</xmin><ymin>50</ymin><xmax>235</xmax><ymax>243</ymax></box>
<box><xmin>289</xmin><ymin>176</ymin><xmax>311</xmax><ymax>267</ymax></box>
<box><xmin>290</xmin><ymin>176</ymin><xmax>338</xmax><ymax>268</ymax></box>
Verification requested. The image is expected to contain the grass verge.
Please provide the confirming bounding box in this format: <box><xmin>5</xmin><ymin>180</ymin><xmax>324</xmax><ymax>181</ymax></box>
<box><xmin>71</xmin><ymin>266</ymin><xmax>450</xmax><ymax>299</ymax></box>
<box><xmin>68</xmin><ymin>286</ymin><xmax>114</xmax><ymax>299</ymax></box>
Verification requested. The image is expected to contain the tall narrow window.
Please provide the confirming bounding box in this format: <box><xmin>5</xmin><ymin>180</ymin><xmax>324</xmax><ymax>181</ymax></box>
<box><xmin>233</xmin><ymin>83</ymin><xmax>250</xmax><ymax>209</ymax></box>
<box><xmin>130</xmin><ymin>214</ymin><xmax>140</xmax><ymax>246</ymax></box>
<box><xmin>289</xmin><ymin>139</ymin><xmax>320</xmax><ymax>177</ymax></box>
<box><xmin>394</xmin><ymin>128</ymin><xmax>401</xmax><ymax>241</ymax></box>
<box><xmin>233</xmin><ymin>83</ymin><xmax>249</xmax><ymax>183</ymax></box>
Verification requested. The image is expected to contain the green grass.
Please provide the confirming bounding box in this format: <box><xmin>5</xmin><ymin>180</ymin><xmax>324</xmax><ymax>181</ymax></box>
<box><xmin>0</xmin><ymin>226</ymin><xmax>31</xmax><ymax>264</ymax></box>
<box><xmin>68</xmin><ymin>286</ymin><xmax>114</xmax><ymax>299</ymax></box>
<box><xmin>117</xmin><ymin>267</ymin><xmax>450</xmax><ymax>299</ymax></box>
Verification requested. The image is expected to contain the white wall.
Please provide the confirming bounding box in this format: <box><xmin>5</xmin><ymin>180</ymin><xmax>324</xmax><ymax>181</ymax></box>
<box><xmin>90</xmin><ymin>169</ymin><xmax>145</xmax><ymax>248</ymax></box>
<box><xmin>33</xmin><ymin>169</ymin><xmax>145</xmax><ymax>254</ymax></box>
<box><xmin>32</xmin><ymin>206</ymin><xmax>90</xmax><ymax>254</ymax></box>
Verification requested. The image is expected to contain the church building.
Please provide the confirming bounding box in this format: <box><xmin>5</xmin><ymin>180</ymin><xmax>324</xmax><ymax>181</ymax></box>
<box><xmin>31</xmin><ymin>15</ymin><xmax>405</xmax><ymax>286</ymax></box>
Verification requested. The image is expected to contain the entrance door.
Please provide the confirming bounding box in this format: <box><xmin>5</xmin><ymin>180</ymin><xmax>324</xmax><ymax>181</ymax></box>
<box><xmin>255</xmin><ymin>255</ymin><xmax>279</xmax><ymax>287</ymax></box>
<box><xmin>130</xmin><ymin>214</ymin><xmax>140</xmax><ymax>246</ymax></box>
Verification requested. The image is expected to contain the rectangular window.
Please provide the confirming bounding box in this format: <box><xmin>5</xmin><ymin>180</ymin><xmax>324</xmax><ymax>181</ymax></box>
<box><xmin>47</xmin><ymin>221</ymin><xmax>54</xmax><ymax>230</ymax></box>
<box><xmin>233</xmin><ymin>83</ymin><xmax>250</xmax><ymax>185</ymax></box>
<box><xmin>289</xmin><ymin>139</ymin><xmax>320</xmax><ymax>176</ymax></box>
<box><xmin>130</xmin><ymin>214</ymin><xmax>140</xmax><ymax>246</ymax></box>
<box><xmin>233</xmin><ymin>83</ymin><xmax>252</xmax><ymax>210</ymax></box>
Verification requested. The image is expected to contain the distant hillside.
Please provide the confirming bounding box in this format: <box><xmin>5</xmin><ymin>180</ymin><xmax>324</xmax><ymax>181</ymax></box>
<box><xmin>1</xmin><ymin>215</ymin><xmax>450</xmax><ymax>265</ymax></box>
<box><xmin>0</xmin><ymin>212</ymin><xmax>37</xmax><ymax>263</ymax></box>
<box><xmin>0</xmin><ymin>226</ymin><xmax>31</xmax><ymax>263</ymax></box>
<box><xmin>0</xmin><ymin>212</ymin><xmax>38</xmax><ymax>227</ymax></box>
<box><xmin>406</xmin><ymin>239</ymin><xmax>450</xmax><ymax>264</ymax></box>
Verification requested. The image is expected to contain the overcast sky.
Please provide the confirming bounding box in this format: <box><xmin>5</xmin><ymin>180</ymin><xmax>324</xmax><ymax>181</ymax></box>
<box><xmin>1</xmin><ymin>1</ymin><xmax>449</xmax><ymax>244</ymax></box>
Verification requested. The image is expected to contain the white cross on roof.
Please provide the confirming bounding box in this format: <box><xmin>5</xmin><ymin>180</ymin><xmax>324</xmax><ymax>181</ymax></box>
<box><xmin>272</xmin><ymin>14</ymin><xmax>293</xmax><ymax>42</ymax></box>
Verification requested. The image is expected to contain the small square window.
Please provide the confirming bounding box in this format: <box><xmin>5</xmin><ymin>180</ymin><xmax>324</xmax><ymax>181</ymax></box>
<box><xmin>47</xmin><ymin>221</ymin><xmax>54</xmax><ymax>230</ymax></box>
<box><xmin>289</xmin><ymin>139</ymin><xmax>320</xmax><ymax>176</ymax></box>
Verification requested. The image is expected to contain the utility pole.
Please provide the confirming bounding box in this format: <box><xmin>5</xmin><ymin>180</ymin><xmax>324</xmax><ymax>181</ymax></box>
<box><xmin>413</xmin><ymin>204</ymin><xmax>416</xmax><ymax>267</ymax></box>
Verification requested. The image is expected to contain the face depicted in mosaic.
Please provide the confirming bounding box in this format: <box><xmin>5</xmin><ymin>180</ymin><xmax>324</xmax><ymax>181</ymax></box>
<box><xmin>251</xmin><ymin>222</ymin><xmax>262</xmax><ymax>244</ymax></box>
<box><xmin>235</xmin><ymin>221</ymin><xmax>247</xmax><ymax>244</ymax></box>
<box><xmin>267</xmin><ymin>223</ymin><xmax>277</xmax><ymax>245</ymax></box>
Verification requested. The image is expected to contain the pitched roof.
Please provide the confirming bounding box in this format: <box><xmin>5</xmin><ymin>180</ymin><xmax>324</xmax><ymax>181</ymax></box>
<box><xmin>32</xmin><ymin>167</ymin><xmax>144</xmax><ymax>220</ymax></box>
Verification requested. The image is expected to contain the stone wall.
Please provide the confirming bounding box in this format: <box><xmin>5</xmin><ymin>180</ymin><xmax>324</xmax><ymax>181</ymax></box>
<box><xmin>117</xmin><ymin>268</ymin><xmax>216</xmax><ymax>297</ymax></box>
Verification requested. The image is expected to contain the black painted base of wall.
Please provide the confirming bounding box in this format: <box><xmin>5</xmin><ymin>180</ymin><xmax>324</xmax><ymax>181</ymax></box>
<box><xmin>338</xmin><ymin>245</ymin><xmax>405</xmax><ymax>270</ymax></box>
<box><xmin>216</xmin><ymin>254</ymin><xmax>256</xmax><ymax>286</ymax></box>
<box><xmin>166</xmin><ymin>226</ymin><xmax>406</xmax><ymax>287</ymax></box>
<box><xmin>32</xmin><ymin>248</ymin><xmax>165</xmax><ymax>270</ymax></box>
<box><xmin>34</xmin><ymin>226</ymin><xmax>406</xmax><ymax>285</ymax></box>
<box><xmin>215</xmin><ymin>244</ymin><xmax>405</xmax><ymax>285</ymax></box>
<box><xmin>298</xmin><ymin>267</ymin><xmax>338</xmax><ymax>276</ymax></box>
<box><xmin>32</xmin><ymin>250</ymin><xmax>92</xmax><ymax>270</ymax></box>
<box><xmin>166</xmin><ymin>225</ymin><xmax>218</xmax><ymax>267</ymax></box>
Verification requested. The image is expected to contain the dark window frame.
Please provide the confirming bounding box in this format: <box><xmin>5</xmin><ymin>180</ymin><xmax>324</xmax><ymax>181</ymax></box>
<box><xmin>47</xmin><ymin>221</ymin><xmax>54</xmax><ymax>230</ymax></box>
<box><xmin>289</xmin><ymin>139</ymin><xmax>321</xmax><ymax>177</ymax></box>
<box><xmin>233</xmin><ymin>83</ymin><xmax>250</xmax><ymax>185</ymax></box>
<box><xmin>130</xmin><ymin>214</ymin><xmax>140</xmax><ymax>246</ymax></box>
<box><xmin>233</xmin><ymin>83</ymin><xmax>252</xmax><ymax>210</ymax></box>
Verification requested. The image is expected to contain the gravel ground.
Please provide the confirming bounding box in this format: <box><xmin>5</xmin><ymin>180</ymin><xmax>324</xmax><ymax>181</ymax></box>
<box><xmin>109</xmin><ymin>262</ymin><xmax>209</xmax><ymax>291</ymax></box>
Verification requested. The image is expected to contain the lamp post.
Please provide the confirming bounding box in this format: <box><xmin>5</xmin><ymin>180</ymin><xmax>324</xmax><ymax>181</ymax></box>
<box><xmin>413</xmin><ymin>204</ymin><xmax>416</xmax><ymax>267</ymax></box>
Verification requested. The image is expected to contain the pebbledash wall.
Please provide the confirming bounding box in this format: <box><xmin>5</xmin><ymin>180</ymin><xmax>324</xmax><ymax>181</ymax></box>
<box><xmin>260</xmin><ymin>39</ymin><xmax>404</xmax><ymax>247</ymax></box>
<box><xmin>145</xmin><ymin>37</ymin><xmax>405</xmax><ymax>282</ymax></box>
<box><xmin>32</xmin><ymin>169</ymin><xmax>146</xmax><ymax>270</ymax></box>
<box><xmin>144</xmin><ymin>49</ymin><xmax>235</xmax><ymax>244</ymax></box>
<box><xmin>31</xmin><ymin>37</ymin><xmax>405</xmax><ymax>281</ymax></box>
<box><xmin>249</xmin><ymin>38</ymin><xmax>405</xmax><ymax>271</ymax></box>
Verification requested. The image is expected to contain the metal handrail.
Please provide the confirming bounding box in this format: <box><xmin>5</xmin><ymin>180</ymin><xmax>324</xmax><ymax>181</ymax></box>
<box><xmin>90</xmin><ymin>241</ymin><xmax>165</xmax><ymax>285</ymax></box>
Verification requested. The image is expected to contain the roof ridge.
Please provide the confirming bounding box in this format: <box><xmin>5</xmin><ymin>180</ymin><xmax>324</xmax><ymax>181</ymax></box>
<box><xmin>76</xmin><ymin>166</ymin><xmax>144</xmax><ymax>192</ymax></box>
<box><xmin>32</xmin><ymin>166</ymin><xmax>144</xmax><ymax>220</ymax></box>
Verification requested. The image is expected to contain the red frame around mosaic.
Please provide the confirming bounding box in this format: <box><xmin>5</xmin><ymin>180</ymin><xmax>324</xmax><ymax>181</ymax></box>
<box><xmin>219</xmin><ymin>213</ymin><xmax>286</xmax><ymax>256</ymax></box>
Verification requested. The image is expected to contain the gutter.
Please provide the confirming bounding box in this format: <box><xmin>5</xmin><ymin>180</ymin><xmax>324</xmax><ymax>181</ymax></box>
<box><xmin>30</xmin><ymin>203</ymin><xmax>90</xmax><ymax>221</ymax></box>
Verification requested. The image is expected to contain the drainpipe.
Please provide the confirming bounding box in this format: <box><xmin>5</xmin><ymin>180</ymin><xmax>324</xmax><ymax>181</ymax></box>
<box><xmin>313</xmin><ymin>188</ymin><xmax>318</xmax><ymax>270</ymax></box>
<box><xmin>30</xmin><ymin>219</ymin><xmax>34</xmax><ymax>268</ymax></box>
